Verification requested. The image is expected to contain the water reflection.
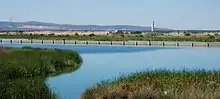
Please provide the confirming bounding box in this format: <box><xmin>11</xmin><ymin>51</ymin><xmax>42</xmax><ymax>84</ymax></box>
<box><xmin>1</xmin><ymin>43</ymin><xmax>178</xmax><ymax>53</ymax></box>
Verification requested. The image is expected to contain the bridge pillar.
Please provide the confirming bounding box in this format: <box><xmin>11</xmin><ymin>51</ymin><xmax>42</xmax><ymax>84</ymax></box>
<box><xmin>149</xmin><ymin>41</ymin><xmax>151</xmax><ymax>46</ymax></box>
<box><xmin>135</xmin><ymin>41</ymin><xmax>138</xmax><ymax>46</ymax></box>
<box><xmin>122</xmin><ymin>41</ymin><xmax>125</xmax><ymax>45</ymax></box>
<box><xmin>177</xmin><ymin>42</ymin><xmax>179</xmax><ymax>47</ymax></box>
<box><xmin>63</xmin><ymin>39</ymin><xmax>66</xmax><ymax>44</ymax></box>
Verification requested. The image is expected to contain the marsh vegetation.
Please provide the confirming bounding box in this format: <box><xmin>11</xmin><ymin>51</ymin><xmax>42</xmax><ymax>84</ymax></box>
<box><xmin>0</xmin><ymin>33</ymin><xmax>220</xmax><ymax>42</ymax></box>
<box><xmin>81</xmin><ymin>69</ymin><xmax>220</xmax><ymax>99</ymax></box>
<box><xmin>0</xmin><ymin>46</ymin><xmax>82</xmax><ymax>99</ymax></box>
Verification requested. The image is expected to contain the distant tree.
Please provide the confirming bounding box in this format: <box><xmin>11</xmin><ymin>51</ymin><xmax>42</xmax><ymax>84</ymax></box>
<box><xmin>65</xmin><ymin>34</ymin><xmax>69</xmax><ymax>37</ymax></box>
<box><xmin>120</xmin><ymin>34</ymin><xmax>125</xmax><ymax>37</ymax></box>
<box><xmin>131</xmin><ymin>31</ymin><xmax>142</xmax><ymax>34</ymax></box>
<box><xmin>184</xmin><ymin>33</ymin><xmax>191</xmax><ymax>36</ymax></box>
<box><xmin>48</xmin><ymin>33</ymin><xmax>55</xmax><ymax>36</ymax></box>
<box><xmin>207</xmin><ymin>34</ymin><xmax>215</xmax><ymax>39</ymax></box>
<box><xmin>17</xmin><ymin>31</ymin><xmax>24</xmax><ymax>35</ymax></box>
<box><xmin>74</xmin><ymin>33</ymin><xmax>79</xmax><ymax>36</ymax></box>
<box><xmin>29</xmin><ymin>33</ymin><xmax>33</xmax><ymax>36</ymax></box>
<box><xmin>116</xmin><ymin>30</ymin><xmax>124</xmax><ymax>34</ymax></box>
<box><xmin>40</xmin><ymin>34</ymin><xmax>44</xmax><ymax>36</ymax></box>
<box><xmin>214</xmin><ymin>33</ymin><xmax>219</xmax><ymax>36</ymax></box>
<box><xmin>88</xmin><ymin>33</ymin><xmax>95</xmax><ymax>37</ymax></box>
<box><xmin>135</xmin><ymin>34</ymin><xmax>143</xmax><ymax>37</ymax></box>
<box><xmin>183</xmin><ymin>31</ymin><xmax>188</xmax><ymax>34</ymax></box>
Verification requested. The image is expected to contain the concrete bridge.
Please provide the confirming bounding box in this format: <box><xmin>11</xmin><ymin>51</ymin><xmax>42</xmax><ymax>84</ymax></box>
<box><xmin>0</xmin><ymin>39</ymin><xmax>220</xmax><ymax>47</ymax></box>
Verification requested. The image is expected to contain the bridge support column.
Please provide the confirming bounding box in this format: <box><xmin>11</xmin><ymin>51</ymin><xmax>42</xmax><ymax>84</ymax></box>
<box><xmin>135</xmin><ymin>41</ymin><xmax>138</xmax><ymax>46</ymax></box>
<box><xmin>177</xmin><ymin>42</ymin><xmax>179</xmax><ymax>47</ymax></box>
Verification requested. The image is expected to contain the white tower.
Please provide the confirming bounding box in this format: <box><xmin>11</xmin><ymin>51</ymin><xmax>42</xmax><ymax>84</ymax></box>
<box><xmin>151</xmin><ymin>21</ymin><xmax>155</xmax><ymax>32</ymax></box>
<box><xmin>9</xmin><ymin>17</ymin><xmax>13</xmax><ymax>29</ymax></box>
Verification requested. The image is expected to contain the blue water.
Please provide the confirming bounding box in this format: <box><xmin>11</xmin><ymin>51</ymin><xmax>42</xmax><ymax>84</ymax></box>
<box><xmin>1</xmin><ymin>43</ymin><xmax>220</xmax><ymax>99</ymax></box>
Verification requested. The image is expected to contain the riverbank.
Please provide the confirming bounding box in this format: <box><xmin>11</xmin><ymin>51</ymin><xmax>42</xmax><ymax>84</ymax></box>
<box><xmin>0</xmin><ymin>47</ymin><xmax>82</xmax><ymax>99</ymax></box>
<box><xmin>0</xmin><ymin>33</ymin><xmax>220</xmax><ymax>42</ymax></box>
<box><xmin>81</xmin><ymin>70</ymin><xmax>220</xmax><ymax>99</ymax></box>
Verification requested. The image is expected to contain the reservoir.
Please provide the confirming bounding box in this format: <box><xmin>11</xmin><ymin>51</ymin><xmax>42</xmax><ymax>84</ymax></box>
<box><xmin>1</xmin><ymin>43</ymin><xmax>220</xmax><ymax>99</ymax></box>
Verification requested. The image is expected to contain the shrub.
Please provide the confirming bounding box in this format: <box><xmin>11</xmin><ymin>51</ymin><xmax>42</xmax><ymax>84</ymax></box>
<box><xmin>184</xmin><ymin>33</ymin><xmax>191</xmax><ymax>36</ymax></box>
<box><xmin>88</xmin><ymin>33</ymin><xmax>95</xmax><ymax>37</ymax></box>
<box><xmin>75</xmin><ymin>33</ymin><xmax>79</xmax><ymax>36</ymax></box>
<box><xmin>48</xmin><ymin>33</ymin><xmax>55</xmax><ymax>36</ymax></box>
<box><xmin>40</xmin><ymin>34</ymin><xmax>44</xmax><ymax>36</ymax></box>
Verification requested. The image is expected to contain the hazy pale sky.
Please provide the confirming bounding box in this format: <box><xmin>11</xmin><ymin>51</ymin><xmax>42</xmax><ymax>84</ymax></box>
<box><xmin>0</xmin><ymin>0</ymin><xmax>219</xmax><ymax>29</ymax></box>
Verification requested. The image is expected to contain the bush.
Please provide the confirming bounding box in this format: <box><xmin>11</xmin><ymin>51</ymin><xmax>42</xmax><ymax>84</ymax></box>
<box><xmin>88</xmin><ymin>33</ymin><xmax>95</xmax><ymax>37</ymax></box>
<box><xmin>131</xmin><ymin>31</ymin><xmax>142</xmax><ymax>34</ymax></box>
<box><xmin>184</xmin><ymin>33</ymin><xmax>191</xmax><ymax>36</ymax></box>
<box><xmin>40</xmin><ymin>34</ymin><xmax>44</xmax><ymax>36</ymax></box>
<box><xmin>48</xmin><ymin>33</ymin><xmax>55</xmax><ymax>36</ymax></box>
<box><xmin>75</xmin><ymin>33</ymin><xmax>79</xmax><ymax>36</ymax></box>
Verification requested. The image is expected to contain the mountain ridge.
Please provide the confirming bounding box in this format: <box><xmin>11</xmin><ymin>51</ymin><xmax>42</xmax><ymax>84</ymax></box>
<box><xmin>0</xmin><ymin>21</ymin><xmax>172</xmax><ymax>31</ymax></box>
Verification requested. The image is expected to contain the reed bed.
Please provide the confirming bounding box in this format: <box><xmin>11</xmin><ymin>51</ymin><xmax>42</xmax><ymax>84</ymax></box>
<box><xmin>0</xmin><ymin>46</ymin><xmax>82</xmax><ymax>79</ymax></box>
<box><xmin>0</xmin><ymin>46</ymin><xmax>82</xmax><ymax>99</ymax></box>
<box><xmin>81</xmin><ymin>69</ymin><xmax>220</xmax><ymax>99</ymax></box>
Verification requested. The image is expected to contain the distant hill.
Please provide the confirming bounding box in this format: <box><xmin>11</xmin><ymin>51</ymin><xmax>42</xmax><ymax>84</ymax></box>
<box><xmin>0</xmin><ymin>21</ymin><xmax>172</xmax><ymax>31</ymax></box>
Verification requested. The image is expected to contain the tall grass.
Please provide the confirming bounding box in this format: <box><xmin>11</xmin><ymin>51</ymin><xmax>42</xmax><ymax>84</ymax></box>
<box><xmin>81</xmin><ymin>69</ymin><xmax>220</xmax><ymax>99</ymax></box>
<box><xmin>0</xmin><ymin>46</ymin><xmax>82</xmax><ymax>80</ymax></box>
<box><xmin>0</xmin><ymin>47</ymin><xmax>82</xmax><ymax>99</ymax></box>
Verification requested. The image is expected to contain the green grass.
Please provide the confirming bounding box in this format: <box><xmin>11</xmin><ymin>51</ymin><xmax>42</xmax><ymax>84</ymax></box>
<box><xmin>0</xmin><ymin>34</ymin><xmax>220</xmax><ymax>42</ymax></box>
<box><xmin>0</xmin><ymin>47</ymin><xmax>82</xmax><ymax>99</ymax></box>
<box><xmin>81</xmin><ymin>69</ymin><xmax>220</xmax><ymax>99</ymax></box>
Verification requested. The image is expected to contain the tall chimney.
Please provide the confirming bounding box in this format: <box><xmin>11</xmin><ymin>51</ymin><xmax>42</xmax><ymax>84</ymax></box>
<box><xmin>151</xmin><ymin>21</ymin><xmax>155</xmax><ymax>32</ymax></box>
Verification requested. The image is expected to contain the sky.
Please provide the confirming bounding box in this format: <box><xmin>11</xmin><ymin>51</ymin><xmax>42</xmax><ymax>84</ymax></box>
<box><xmin>0</xmin><ymin>0</ymin><xmax>219</xmax><ymax>29</ymax></box>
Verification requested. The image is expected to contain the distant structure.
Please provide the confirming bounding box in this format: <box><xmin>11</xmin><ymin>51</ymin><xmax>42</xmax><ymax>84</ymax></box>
<box><xmin>151</xmin><ymin>21</ymin><xmax>155</xmax><ymax>32</ymax></box>
<box><xmin>9</xmin><ymin>17</ymin><xmax>13</xmax><ymax>29</ymax></box>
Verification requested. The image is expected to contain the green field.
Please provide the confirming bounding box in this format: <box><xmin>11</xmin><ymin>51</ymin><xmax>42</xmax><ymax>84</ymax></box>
<box><xmin>81</xmin><ymin>69</ymin><xmax>220</xmax><ymax>99</ymax></box>
<box><xmin>0</xmin><ymin>47</ymin><xmax>82</xmax><ymax>99</ymax></box>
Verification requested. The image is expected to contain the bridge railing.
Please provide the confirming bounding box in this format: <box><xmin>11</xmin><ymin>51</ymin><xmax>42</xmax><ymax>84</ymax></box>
<box><xmin>0</xmin><ymin>39</ymin><xmax>219</xmax><ymax>47</ymax></box>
